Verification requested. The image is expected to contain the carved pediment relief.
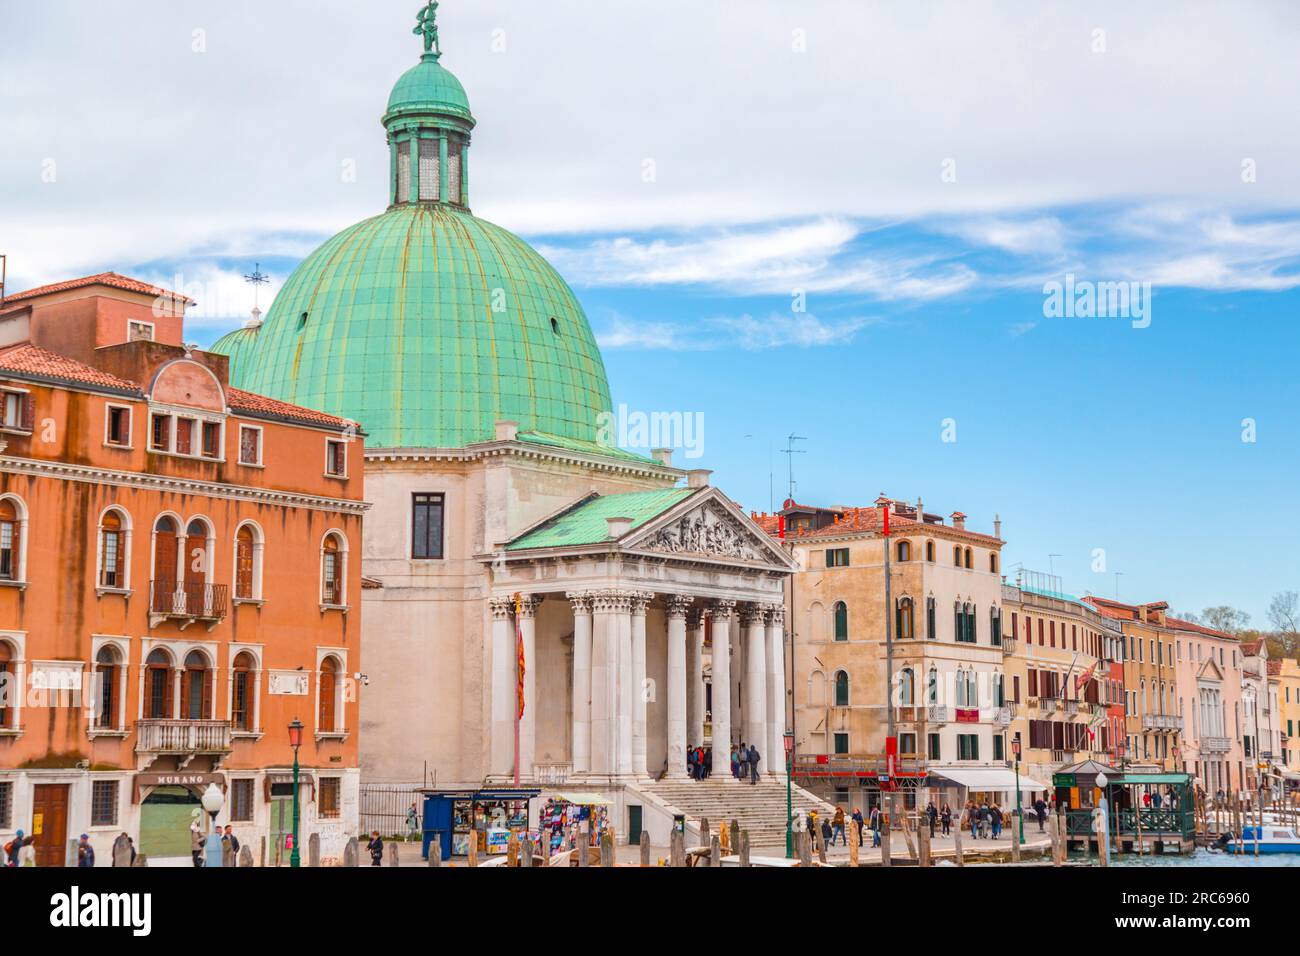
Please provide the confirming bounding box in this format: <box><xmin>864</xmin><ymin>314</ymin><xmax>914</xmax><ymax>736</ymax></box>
<box><xmin>637</xmin><ymin>500</ymin><xmax>766</xmax><ymax>562</ymax></box>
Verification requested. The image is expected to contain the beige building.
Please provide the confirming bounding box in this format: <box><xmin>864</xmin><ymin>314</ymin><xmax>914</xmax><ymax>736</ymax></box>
<box><xmin>1275</xmin><ymin>658</ymin><xmax>1300</xmax><ymax>779</ymax></box>
<box><xmin>772</xmin><ymin>496</ymin><xmax>1028</xmax><ymax>808</ymax></box>
<box><xmin>1001</xmin><ymin>574</ymin><xmax>1125</xmax><ymax>789</ymax></box>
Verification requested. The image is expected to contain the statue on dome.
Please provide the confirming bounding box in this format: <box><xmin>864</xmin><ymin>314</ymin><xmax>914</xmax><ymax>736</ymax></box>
<box><xmin>414</xmin><ymin>1</ymin><xmax>442</xmax><ymax>58</ymax></box>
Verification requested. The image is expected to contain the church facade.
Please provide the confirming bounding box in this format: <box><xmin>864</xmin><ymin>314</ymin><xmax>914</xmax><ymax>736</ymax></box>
<box><xmin>215</xmin><ymin>6</ymin><xmax>798</xmax><ymax>845</ymax></box>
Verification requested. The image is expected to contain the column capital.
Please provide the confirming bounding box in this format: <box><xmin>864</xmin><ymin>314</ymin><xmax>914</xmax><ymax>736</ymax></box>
<box><xmin>566</xmin><ymin>590</ymin><xmax>593</xmax><ymax>613</ymax></box>
<box><xmin>589</xmin><ymin>589</ymin><xmax>634</xmax><ymax>613</ymax></box>
<box><xmin>763</xmin><ymin>603</ymin><xmax>786</xmax><ymax>626</ymax></box>
<box><xmin>629</xmin><ymin>590</ymin><xmax>655</xmax><ymax>616</ymax></box>
<box><xmin>710</xmin><ymin>599</ymin><xmax>737</xmax><ymax>622</ymax></box>
<box><xmin>489</xmin><ymin>596</ymin><xmax>514</xmax><ymax>620</ymax></box>
<box><xmin>666</xmin><ymin>594</ymin><xmax>693</xmax><ymax>620</ymax></box>
<box><xmin>516</xmin><ymin>594</ymin><xmax>542</xmax><ymax>618</ymax></box>
<box><xmin>740</xmin><ymin>605</ymin><xmax>766</xmax><ymax>627</ymax></box>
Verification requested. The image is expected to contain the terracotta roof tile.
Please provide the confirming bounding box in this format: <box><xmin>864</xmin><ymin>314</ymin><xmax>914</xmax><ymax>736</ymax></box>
<box><xmin>226</xmin><ymin>387</ymin><xmax>355</xmax><ymax>431</ymax></box>
<box><xmin>1268</xmin><ymin>660</ymin><xmax>1282</xmax><ymax>676</ymax></box>
<box><xmin>2</xmin><ymin>272</ymin><xmax>195</xmax><ymax>306</ymax></box>
<box><xmin>1165</xmin><ymin>616</ymin><xmax>1236</xmax><ymax>640</ymax></box>
<box><xmin>0</xmin><ymin>343</ymin><xmax>141</xmax><ymax>393</ymax></box>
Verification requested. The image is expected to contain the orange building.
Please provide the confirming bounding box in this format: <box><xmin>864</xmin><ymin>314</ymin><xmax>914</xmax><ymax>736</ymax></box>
<box><xmin>0</xmin><ymin>274</ymin><xmax>365</xmax><ymax>866</ymax></box>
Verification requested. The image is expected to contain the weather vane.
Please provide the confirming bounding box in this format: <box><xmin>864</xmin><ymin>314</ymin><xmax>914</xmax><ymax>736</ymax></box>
<box><xmin>414</xmin><ymin>1</ymin><xmax>441</xmax><ymax>58</ymax></box>
<box><xmin>243</xmin><ymin>262</ymin><xmax>270</xmax><ymax>310</ymax></box>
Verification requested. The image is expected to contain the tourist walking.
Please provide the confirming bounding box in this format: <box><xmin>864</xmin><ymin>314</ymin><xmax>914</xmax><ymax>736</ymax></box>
<box><xmin>748</xmin><ymin>743</ymin><xmax>761</xmax><ymax>784</ymax></box>
<box><xmin>990</xmin><ymin>803</ymin><xmax>1003</xmax><ymax>839</ymax></box>
<box><xmin>731</xmin><ymin>745</ymin><xmax>740</xmax><ymax>779</ymax></box>
<box><xmin>832</xmin><ymin>806</ymin><xmax>846</xmax><ymax>846</ymax></box>
<box><xmin>111</xmin><ymin>832</ymin><xmax>136</xmax><ymax>867</ymax></box>
<box><xmin>366</xmin><ymin>831</ymin><xmax>385</xmax><ymax>866</ymax></box>
<box><xmin>940</xmin><ymin>804</ymin><xmax>952</xmax><ymax>836</ymax></box>
<box><xmin>223</xmin><ymin>825</ymin><xmax>241</xmax><ymax>866</ymax></box>
<box><xmin>190</xmin><ymin>821</ymin><xmax>205</xmax><ymax>867</ymax></box>
<box><xmin>77</xmin><ymin>834</ymin><xmax>95</xmax><ymax>868</ymax></box>
<box><xmin>738</xmin><ymin>741</ymin><xmax>749</xmax><ymax>780</ymax></box>
<box><xmin>820</xmin><ymin>816</ymin><xmax>834</xmax><ymax>849</ymax></box>
<box><xmin>925</xmin><ymin>801</ymin><xmax>937</xmax><ymax>838</ymax></box>
<box><xmin>869</xmin><ymin>807</ymin><xmax>881</xmax><ymax>847</ymax></box>
<box><xmin>1033</xmin><ymin>797</ymin><xmax>1048</xmax><ymax>832</ymax></box>
<box><xmin>703</xmin><ymin>749</ymin><xmax>712</xmax><ymax>778</ymax></box>
<box><xmin>687</xmin><ymin>747</ymin><xmax>697</xmax><ymax>779</ymax></box>
<box><xmin>851</xmin><ymin>808</ymin><xmax>865</xmax><ymax>846</ymax></box>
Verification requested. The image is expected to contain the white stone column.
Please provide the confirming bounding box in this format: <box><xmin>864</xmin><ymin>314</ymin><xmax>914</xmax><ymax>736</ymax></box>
<box><xmin>589</xmin><ymin>591</ymin><xmax>624</xmax><ymax>778</ymax></box>
<box><xmin>517</xmin><ymin>595</ymin><xmax>540</xmax><ymax>780</ymax></box>
<box><xmin>489</xmin><ymin>597</ymin><xmax>516</xmax><ymax>778</ymax></box>
<box><xmin>743</xmin><ymin>606</ymin><xmax>767</xmax><ymax>767</ymax></box>
<box><xmin>666</xmin><ymin>595</ymin><xmax>691</xmax><ymax>779</ymax></box>
<box><xmin>630</xmin><ymin>591</ymin><xmax>652</xmax><ymax>778</ymax></box>
<box><xmin>710</xmin><ymin>601</ymin><xmax>736</xmax><ymax>777</ymax></box>
<box><xmin>567</xmin><ymin>592</ymin><xmax>593</xmax><ymax>775</ymax></box>
<box><xmin>765</xmin><ymin>604</ymin><xmax>786</xmax><ymax>777</ymax></box>
<box><xmin>617</xmin><ymin>593</ymin><xmax>635</xmax><ymax>776</ymax></box>
<box><xmin>731</xmin><ymin>632</ymin><xmax>743</xmax><ymax>747</ymax></box>
<box><xmin>687</xmin><ymin>610</ymin><xmax>705</xmax><ymax>749</ymax></box>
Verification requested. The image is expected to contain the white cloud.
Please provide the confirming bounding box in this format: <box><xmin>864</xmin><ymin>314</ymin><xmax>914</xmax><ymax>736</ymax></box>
<box><xmin>596</xmin><ymin>311</ymin><xmax>875</xmax><ymax>351</ymax></box>
<box><xmin>943</xmin><ymin>217</ymin><xmax>1070</xmax><ymax>257</ymax></box>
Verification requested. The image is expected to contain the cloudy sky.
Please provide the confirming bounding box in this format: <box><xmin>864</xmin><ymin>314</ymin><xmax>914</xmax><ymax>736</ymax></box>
<box><xmin>3</xmin><ymin>0</ymin><xmax>1299</xmax><ymax>621</ymax></box>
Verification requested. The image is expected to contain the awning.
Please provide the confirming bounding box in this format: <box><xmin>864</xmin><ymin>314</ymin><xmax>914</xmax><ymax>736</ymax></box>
<box><xmin>551</xmin><ymin>792</ymin><xmax>612</xmax><ymax>806</ymax></box>
<box><xmin>930</xmin><ymin>767</ymin><xmax>1049</xmax><ymax>793</ymax></box>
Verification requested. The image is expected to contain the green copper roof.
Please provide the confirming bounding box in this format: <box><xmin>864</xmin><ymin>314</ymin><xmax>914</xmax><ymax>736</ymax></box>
<box><xmin>507</xmin><ymin>489</ymin><xmax>697</xmax><ymax>551</ymax></box>
<box><xmin>386</xmin><ymin>54</ymin><xmax>472</xmax><ymax>122</ymax></box>
<box><xmin>211</xmin><ymin>325</ymin><xmax>262</xmax><ymax>376</ymax></box>
<box><xmin>213</xmin><ymin>203</ymin><xmax>614</xmax><ymax>450</ymax></box>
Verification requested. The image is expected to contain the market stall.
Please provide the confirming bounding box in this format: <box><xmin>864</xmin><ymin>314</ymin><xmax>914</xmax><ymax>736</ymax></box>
<box><xmin>420</xmin><ymin>788</ymin><xmax>540</xmax><ymax>861</ymax></box>
<box><xmin>538</xmin><ymin>792</ymin><xmax>612</xmax><ymax>857</ymax></box>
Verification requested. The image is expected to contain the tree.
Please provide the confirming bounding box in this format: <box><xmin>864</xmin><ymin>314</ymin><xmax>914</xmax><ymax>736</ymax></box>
<box><xmin>1268</xmin><ymin>591</ymin><xmax>1299</xmax><ymax>653</ymax></box>
<box><xmin>1200</xmin><ymin>606</ymin><xmax>1251</xmax><ymax>635</ymax></box>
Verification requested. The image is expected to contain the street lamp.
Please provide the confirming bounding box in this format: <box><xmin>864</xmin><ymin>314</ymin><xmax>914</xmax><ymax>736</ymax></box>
<box><xmin>1012</xmin><ymin>733</ymin><xmax>1024</xmax><ymax>845</ymax></box>
<box><xmin>201</xmin><ymin>783</ymin><xmax>225</xmax><ymax>868</ymax></box>
<box><xmin>1095</xmin><ymin>772</ymin><xmax>1110</xmax><ymax>859</ymax></box>
<box><xmin>288</xmin><ymin>717</ymin><xmax>304</xmax><ymax>868</ymax></box>
<box><xmin>784</xmin><ymin>732</ymin><xmax>795</xmax><ymax>859</ymax></box>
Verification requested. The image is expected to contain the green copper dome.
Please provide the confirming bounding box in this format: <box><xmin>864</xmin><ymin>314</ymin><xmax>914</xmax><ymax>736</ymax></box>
<box><xmin>386</xmin><ymin>54</ymin><xmax>471</xmax><ymax>121</ymax></box>
<box><xmin>217</xmin><ymin>203</ymin><xmax>613</xmax><ymax>449</ymax></box>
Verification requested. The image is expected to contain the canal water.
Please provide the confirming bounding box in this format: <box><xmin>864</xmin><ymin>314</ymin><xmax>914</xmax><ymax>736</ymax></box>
<box><xmin>1071</xmin><ymin>848</ymin><xmax>1300</xmax><ymax>867</ymax></box>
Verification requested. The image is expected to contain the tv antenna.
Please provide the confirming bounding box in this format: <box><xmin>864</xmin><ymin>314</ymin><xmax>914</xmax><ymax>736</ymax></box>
<box><xmin>781</xmin><ymin>434</ymin><xmax>807</xmax><ymax>501</ymax></box>
<box><xmin>243</xmin><ymin>262</ymin><xmax>270</xmax><ymax>310</ymax></box>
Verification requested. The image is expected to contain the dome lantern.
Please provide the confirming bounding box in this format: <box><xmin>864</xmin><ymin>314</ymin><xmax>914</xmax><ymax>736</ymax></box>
<box><xmin>383</xmin><ymin>1</ymin><xmax>476</xmax><ymax>208</ymax></box>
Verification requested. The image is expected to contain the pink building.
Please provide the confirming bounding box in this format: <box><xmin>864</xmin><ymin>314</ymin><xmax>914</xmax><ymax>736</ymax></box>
<box><xmin>1170</xmin><ymin>617</ymin><xmax>1243</xmax><ymax>795</ymax></box>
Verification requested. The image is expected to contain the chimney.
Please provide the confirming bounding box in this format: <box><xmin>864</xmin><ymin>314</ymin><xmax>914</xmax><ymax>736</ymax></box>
<box><xmin>950</xmin><ymin>511</ymin><xmax>966</xmax><ymax>531</ymax></box>
<box><xmin>606</xmin><ymin>516</ymin><xmax>633</xmax><ymax>539</ymax></box>
<box><xmin>687</xmin><ymin>469</ymin><xmax>712</xmax><ymax>489</ymax></box>
<box><xmin>652</xmin><ymin>447</ymin><xmax>674</xmax><ymax>467</ymax></box>
<box><xmin>993</xmin><ymin>514</ymin><xmax>1002</xmax><ymax>539</ymax></box>
<box><xmin>916</xmin><ymin>497</ymin><xmax>924</xmax><ymax>523</ymax></box>
<box><xmin>495</xmin><ymin>420</ymin><xmax>519</xmax><ymax>442</ymax></box>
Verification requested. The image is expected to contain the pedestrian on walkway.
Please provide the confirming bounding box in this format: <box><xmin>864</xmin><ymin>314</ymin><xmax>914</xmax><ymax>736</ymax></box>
<box><xmin>223</xmin><ymin>825</ymin><xmax>241</xmax><ymax>866</ymax></box>
<box><xmin>940</xmin><ymin>804</ymin><xmax>952</xmax><ymax>836</ymax></box>
<box><xmin>821</xmin><ymin>817</ymin><xmax>834</xmax><ymax>849</ymax></box>
<box><xmin>190</xmin><ymin>822</ymin><xmax>205</xmax><ymax>867</ymax></box>
<box><xmin>869</xmin><ymin>807</ymin><xmax>881</xmax><ymax>848</ymax></box>
<box><xmin>366</xmin><ymin>831</ymin><xmax>385</xmax><ymax>866</ymax></box>
<box><xmin>731</xmin><ymin>745</ymin><xmax>740</xmax><ymax>779</ymax></box>
<box><xmin>687</xmin><ymin>747</ymin><xmax>697</xmax><ymax>780</ymax></box>
<box><xmin>703</xmin><ymin>749</ymin><xmax>712</xmax><ymax>778</ymax></box>
<box><xmin>925</xmin><ymin>801</ymin><xmax>937</xmax><ymax>838</ymax></box>
<box><xmin>851</xmin><ymin>808</ymin><xmax>864</xmax><ymax>846</ymax></box>
<box><xmin>77</xmin><ymin>835</ymin><xmax>95</xmax><ymax>868</ymax></box>
<box><xmin>990</xmin><ymin>803</ymin><xmax>1003</xmax><ymax>839</ymax></box>
<box><xmin>1033</xmin><ymin>797</ymin><xmax>1047</xmax><ymax>832</ymax></box>
<box><xmin>748</xmin><ymin>744</ymin><xmax>761</xmax><ymax>784</ymax></box>
<box><xmin>832</xmin><ymin>806</ymin><xmax>846</xmax><ymax>846</ymax></box>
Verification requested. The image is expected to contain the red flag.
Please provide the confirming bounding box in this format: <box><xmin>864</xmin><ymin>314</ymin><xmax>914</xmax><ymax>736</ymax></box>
<box><xmin>881</xmin><ymin>504</ymin><xmax>890</xmax><ymax>537</ymax></box>
<box><xmin>515</xmin><ymin>595</ymin><xmax>526</xmax><ymax>719</ymax></box>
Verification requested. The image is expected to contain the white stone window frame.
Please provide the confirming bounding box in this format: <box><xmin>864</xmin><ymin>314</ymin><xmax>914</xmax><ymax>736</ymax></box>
<box><xmin>314</xmin><ymin>646</ymin><xmax>348</xmax><ymax>740</ymax></box>
<box><xmin>0</xmin><ymin>492</ymin><xmax>30</xmax><ymax>589</ymax></box>
<box><xmin>0</xmin><ymin>629</ymin><xmax>27</xmax><ymax>735</ymax></box>
<box><xmin>95</xmin><ymin>504</ymin><xmax>133</xmax><ymax>596</ymax></box>
<box><xmin>0</xmin><ymin>383</ymin><xmax>31</xmax><ymax>435</ymax></box>
<box><xmin>103</xmin><ymin>401</ymin><xmax>134</xmax><ymax>450</ymax></box>
<box><xmin>237</xmin><ymin>423</ymin><xmax>264</xmax><ymax>468</ymax></box>
<box><xmin>146</xmin><ymin>401</ymin><xmax>227</xmax><ymax>463</ymax></box>
<box><xmin>137</xmin><ymin>637</ymin><xmax>220</xmax><ymax>721</ymax></box>
<box><xmin>231</xmin><ymin>519</ymin><xmax>265</xmax><ymax>604</ymax></box>
<box><xmin>127</xmin><ymin>318</ymin><xmax>155</xmax><ymax>342</ymax></box>
<box><xmin>226</xmin><ymin>643</ymin><xmax>264</xmax><ymax>738</ymax></box>
<box><xmin>181</xmin><ymin>513</ymin><xmax>218</xmax><ymax>592</ymax></box>
<box><xmin>318</xmin><ymin>529</ymin><xmax>349</xmax><ymax>611</ymax></box>
<box><xmin>89</xmin><ymin>635</ymin><xmax>131</xmax><ymax>736</ymax></box>
<box><xmin>323</xmin><ymin>437</ymin><xmax>348</xmax><ymax>479</ymax></box>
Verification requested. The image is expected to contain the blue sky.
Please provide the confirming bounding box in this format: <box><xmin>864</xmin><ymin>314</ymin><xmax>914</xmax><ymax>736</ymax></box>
<box><xmin>4</xmin><ymin>1</ymin><xmax>1299</xmax><ymax>622</ymax></box>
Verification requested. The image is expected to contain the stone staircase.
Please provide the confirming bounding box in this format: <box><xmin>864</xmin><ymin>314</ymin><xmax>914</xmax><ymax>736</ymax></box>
<box><xmin>635</xmin><ymin>776</ymin><xmax>836</xmax><ymax>850</ymax></box>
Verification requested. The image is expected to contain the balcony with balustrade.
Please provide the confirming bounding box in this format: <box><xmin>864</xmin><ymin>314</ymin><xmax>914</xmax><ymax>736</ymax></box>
<box><xmin>135</xmin><ymin>718</ymin><xmax>233</xmax><ymax>770</ymax></box>
<box><xmin>1141</xmin><ymin>713</ymin><xmax>1182</xmax><ymax>732</ymax></box>
<box><xmin>149</xmin><ymin>580</ymin><xmax>229</xmax><ymax>630</ymax></box>
<box><xmin>1200</xmin><ymin>735</ymin><xmax>1231</xmax><ymax>754</ymax></box>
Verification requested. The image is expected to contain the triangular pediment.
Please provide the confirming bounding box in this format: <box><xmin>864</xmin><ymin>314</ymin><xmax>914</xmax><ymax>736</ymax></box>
<box><xmin>622</xmin><ymin>487</ymin><xmax>796</xmax><ymax>570</ymax></box>
<box><xmin>1197</xmin><ymin>657</ymin><xmax>1225</xmax><ymax>683</ymax></box>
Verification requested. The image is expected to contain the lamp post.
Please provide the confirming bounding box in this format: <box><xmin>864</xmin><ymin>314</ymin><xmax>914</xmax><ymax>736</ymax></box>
<box><xmin>1012</xmin><ymin>733</ymin><xmax>1024</xmax><ymax>845</ymax></box>
<box><xmin>784</xmin><ymin>732</ymin><xmax>795</xmax><ymax>858</ymax></box>
<box><xmin>1095</xmin><ymin>771</ymin><xmax>1110</xmax><ymax>859</ymax></box>
<box><xmin>201</xmin><ymin>783</ymin><xmax>225</xmax><ymax>868</ymax></box>
<box><xmin>288</xmin><ymin>717</ymin><xmax>304</xmax><ymax>868</ymax></box>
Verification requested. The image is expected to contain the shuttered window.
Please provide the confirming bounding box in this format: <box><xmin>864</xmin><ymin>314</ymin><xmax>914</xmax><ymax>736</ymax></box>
<box><xmin>0</xmin><ymin>500</ymin><xmax>19</xmax><ymax>581</ymax></box>
<box><xmin>239</xmin><ymin>426</ymin><xmax>261</xmax><ymax>465</ymax></box>
<box><xmin>235</xmin><ymin>527</ymin><xmax>255</xmax><ymax>600</ymax></box>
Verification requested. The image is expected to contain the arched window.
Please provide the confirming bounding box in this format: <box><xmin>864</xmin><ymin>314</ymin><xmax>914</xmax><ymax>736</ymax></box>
<box><xmin>180</xmin><ymin>650</ymin><xmax>213</xmax><ymax>721</ymax></box>
<box><xmin>145</xmin><ymin>649</ymin><xmax>173</xmax><ymax>719</ymax></box>
<box><xmin>896</xmin><ymin>540</ymin><xmax>911</xmax><ymax>562</ymax></box>
<box><xmin>322</xmin><ymin>533</ymin><xmax>346</xmax><ymax>607</ymax></box>
<box><xmin>896</xmin><ymin>597</ymin><xmax>914</xmax><ymax>639</ymax></box>
<box><xmin>990</xmin><ymin>552</ymin><xmax>999</xmax><ymax>574</ymax></box>
<box><xmin>152</xmin><ymin>516</ymin><xmax>180</xmax><ymax>611</ymax></box>
<box><xmin>898</xmin><ymin>667</ymin><xmax>915</xmax><ymax>707</ymax></box>
<box><xmin>232</xmin><ymin>651</ymin><xmax>255</xmax><ymax>731</ymax></box>
<box><xmin>965</xmin><ymin>602</ymin><xmax>977</xmax><ymax>642</ymax></box>
<box><xmin>99</xmin><ymin>509</ymin><xmax>128</xmax><ymax>589</ymax></box>
<box><xmin>319</xmin><ymin>656</ymin><xmax>339</xmax><ymax>731</ymax></box>
<box><xmin>927</xmin><ymin>666</ymin><xmax>939</xmax><ymax>705</ymax></box>
<box><xmin>0</xmin><ymin>497</ymin><xmax>24</xmax><ymax>581</ymax></box>
<box><xmin>833</xmin><ymin>601</ymin><xmax>848</xmax><ymax>641</ymax></box>
<box><xmin>234</xmin><ymin>524</ymin><xmax>260</xmax><ymax>601</ymax></box>
<box><xmin>834</xmin><ymin>670</ymin><xmax>849</xmax><ymax>707</ymax></box>
<box><xmin>94</xmin><ymin>645</ymin><xmax>121</xmax><ymax>730</ymax></box>
<box><xmin>184</xmin><ymin>519</ymin><xmax>212</xmax><ymax>589</ymax></box>
<box><xmin>925</xmin><ymin>540</ymin><xmax>935</xmax><ymax>562</ymax></box>
<box><xmin>990</xmin><ymin>605</ymin><xmax>1002</xmax><ymax>645</ymax></box>
<box><xmin>955</xmin><ymin>668</ymin><xmax>968</xmax><ymax>707</ymax></box>
<box><xmin>953</xmin><ymin>545</ymin><xmax>962</xmax><ymax>566</ymax></box>
<box><xmin>964</xmin><ymin>548</ymin><xmax>973</xmax><ymax>569</ymax></box>
<box><xmin>0</xmin><ymin>640</ymin><xmax>13</xmax><ymax>729</ymax></box>
<box><xmin>926</xmin><ymin>596</ymin><xmax>936</xmax><ymax>639</ymax></box>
